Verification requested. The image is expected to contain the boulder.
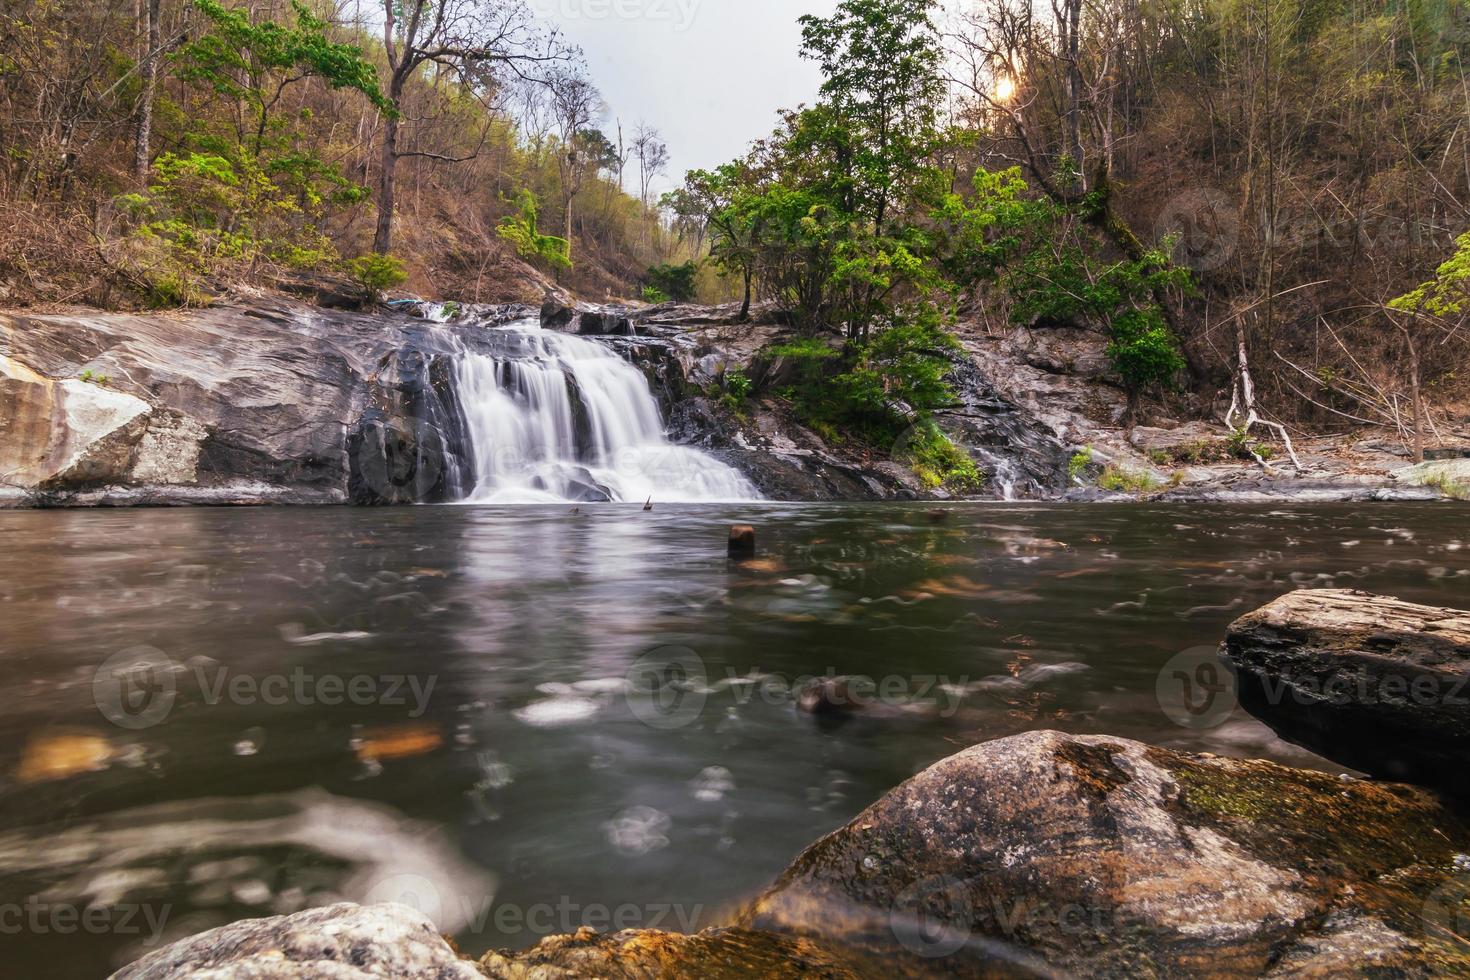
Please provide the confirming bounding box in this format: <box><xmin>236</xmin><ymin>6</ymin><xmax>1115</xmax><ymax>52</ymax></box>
<box><xmin>1128</xmin><ymin>420</ymin><xmax>1229</xmax><ymax>458</ymax></box>
<box><xmin>742</xmin><ymin>730</ymin><xmax>1470</xmax><ymax>977</ymax></box>
<box><xmin>539</xmin><ymin>299</ymin><xmax>635</xmax><ymax>336</ymax></box>
<box><xmin>112</xmin><ymin>903</ymin><xmax>482</xmax><ymax>980</ymax></box>
<box><xmin>478</xmin><ymin>926</ymin><xmax>868</xmax><ymax>979</ymax></box>
<box><xmin>1395</xmin><ymin>458</ymin><xmax>1470</xmax><ymax>494</ymax></box>
<box><xmin>1222</xmin><ymin>589</ymin><xmax>1470</xmax><ymax>794</ymax></box>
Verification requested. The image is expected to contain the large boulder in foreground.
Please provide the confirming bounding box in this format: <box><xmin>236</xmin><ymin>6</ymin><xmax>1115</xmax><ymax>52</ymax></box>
<box><xmin>742</xmin><ymin>730</ymin><xmax>1470</xmax><ymax>977</ymax></box>
<box><xmin>1223</xmin><ymin>589</ymin><xmax>1470</xmax><ymax>795</ymax></box>
<box><xmin>478</xmin><ymin>926</ymin><xmax>868</xmax><ymax>978</ymax></box>
<box><xmin>112</xmin><ymin>903</ymin><xmax>482</xmax><ymax>980</ymax></box>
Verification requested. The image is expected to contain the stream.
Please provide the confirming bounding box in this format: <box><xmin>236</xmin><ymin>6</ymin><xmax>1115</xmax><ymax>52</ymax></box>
<box><xmin>1</xmin><ymin>502</ymin><xmax>1467</xmax><ymax>975</ymax></box>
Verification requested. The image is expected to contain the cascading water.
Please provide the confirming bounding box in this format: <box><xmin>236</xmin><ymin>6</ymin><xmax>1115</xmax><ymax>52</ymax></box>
<box><xmin>453</xmin><ymin>319</ymin><xmax>758</xmax><ymax>504</ymax></box>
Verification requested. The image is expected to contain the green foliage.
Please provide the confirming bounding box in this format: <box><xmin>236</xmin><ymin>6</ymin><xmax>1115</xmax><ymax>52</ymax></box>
<box><xmin>771</xmin><ymin>303</ymin><xmax>960</xmax><ymax>443</ymax></box>
<box><xmin>644</xmin><ymin>261</ymin><xmax>699</xmax><ymax>302</ymax></box>
<box><xmin>1390</xmin><ymin>230</ymin><xmax>1470</xmax><ymax>318</ymax></box>
<box><xmin>901</xmin><ymin>420</ymin><xmax>983</xmax><ymax>490</ymax></box>
<box><xmin>641</xmin><ymin>285</ymin><xmax>668</xmax><ymax>304</ymax></box>
<box><xmin>940</xmin><ymin>166</ymin><xmax>1190</xmax><ymax>405</ymax></box>
<box><xmin>78</xmin><ymin>370</ymin><xmax>111</xmax><ymax>386</ymax></box>
<box><xmin>348</xmin><ymin>253</ymin><xmax>408</xmax><ymax>297</ymax></box>
<box><xmin>1098</xmin><ymin>465</ymin><xmax>1161</xmax><ymax>493</ymax></box>
<box><xmin>723</xmin><ymin>368</ymin><xmax>752</xmax><ymax>401</ymax></box>
<box><xmin>1068</xmin><ymin>447</ymin><xmax>1094</xmax><ymax>483</ymax></box>
<box><xmin>497</xmin><ymin>190</ymin><xmax>572</xmax><ymax>270</ymax></box>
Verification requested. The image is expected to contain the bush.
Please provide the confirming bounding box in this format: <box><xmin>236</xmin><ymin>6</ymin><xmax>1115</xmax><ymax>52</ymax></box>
<box><xmin>902</xmin><ymin>420</ymin><xmax>984</xmax><ymax>491</ymax></box>
<box><xmin>641</xmin><ymin>285</ymin><xmax>669</xmax><ymax>304</ymax></box>
<box><xmin>644</xmin><ymin>261</ymin><xmax>699</xmax><ymax>302</ymax></box>
<box><xmin>348</xmin><ymin>253</ymin><xmax>408</xmax><ymax>297</ymax></box>
<box><xmin>497</xmin><ymin>190</ymin><xmax>572</xmax><ymax>270</ymax></box>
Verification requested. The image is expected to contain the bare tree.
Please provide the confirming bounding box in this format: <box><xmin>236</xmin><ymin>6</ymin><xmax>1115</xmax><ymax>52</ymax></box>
<box><xmin>374</xmin><ymin>0</ymin><xmax>572</xmax><ymax>254</ymax></box>
<box><xmin>547</xmin><ymin>65</ymin><xmax>603</xmax><ymax>254</ymax></box>
<box><xmin>133</xmin><ymin>0</ymin><xmax>162</xmax><ymax>183</ymax></box>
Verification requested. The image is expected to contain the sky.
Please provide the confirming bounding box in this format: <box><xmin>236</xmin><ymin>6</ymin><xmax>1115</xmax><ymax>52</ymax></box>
<box><xmin>529</xmin><ymin>0</ymin><xmax>841</xmax><ymax>194</ymax></box>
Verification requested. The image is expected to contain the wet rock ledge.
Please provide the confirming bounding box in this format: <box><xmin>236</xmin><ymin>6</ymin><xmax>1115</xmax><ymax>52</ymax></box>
<box><xmin>1224</xmin><ymin>588</ymin><xmax>1470</xmax><ymax>797</ymax></box>
<box><xmin>118</xmin><ymin>726</ymin><xmax>1470</xmax><ymax>978</ymax></box>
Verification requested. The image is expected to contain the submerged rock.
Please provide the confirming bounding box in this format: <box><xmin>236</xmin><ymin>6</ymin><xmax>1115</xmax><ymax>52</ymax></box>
<box><xmin>742</xmin><ymin>730</ymin><xmax>1470</xmax><ymax>977</ymax></box>
<box><xmin>1223</xmin><ymin>589</ymin><xmax>1470</xmax><ymax>795</ymax></box>
<box><xmin>113</xmin><ymin>903</ymin><xmax>482</xmax><ymax>980</ymax></box>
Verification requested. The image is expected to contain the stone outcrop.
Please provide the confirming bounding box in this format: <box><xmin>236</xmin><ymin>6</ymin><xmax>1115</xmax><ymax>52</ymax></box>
<box><xmin>0</xmin><ymin>301</ymin><xmax>535</xmax><ymax>506</ymax></box>
<box><xmin>743</xmin><ymin>730</ymin><xmax>1470</xmax><ymax>977</ymax></box>
<box><xmin>113</xmin><ymin>903</ymin><xmax>483</xmax><ymax>980</ymax></box>
<box><xmin>1223</xmin><ymin>589</ymin><xmax>1470</xmax><ymax>795</ymax></box>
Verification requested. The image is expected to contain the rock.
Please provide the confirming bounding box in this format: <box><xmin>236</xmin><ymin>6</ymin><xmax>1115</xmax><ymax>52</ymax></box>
<box><xmin>112</xmin><ymin>903</ymin><xmax>482</xmax><ymax>980</ymax></box>
<box><xmin>742</xmin><ymin>730</ymin><xmax>1470</xmax><ymax>977</ymax></box>
<box><xmin>540</xmin><ymin>299</ymin><xmax>635</xmax><ymax>336</ymax></box>
<box><xmin>1394</xmin><ymin>458</ymin><xmax>1470</xmax><ymax>493</ymax></box>
<box><xmin>347</xmin><ymin>348</ymin><xmax>473</xmax><ymax>505</ymax></box>
<box><xmin>1222</xmin><ymin>589</ymin><xmax>1470</xmax><ymax>795</ymax></box>
<box><xmin>478</xmin><ymin>926</ymin><xmax>868</xmax><ymax>979</ymax></box>
<box><xmin>1128</xmin><ymin>420</ymin><xmax>1228</xmax><ymax>457</ymax></box>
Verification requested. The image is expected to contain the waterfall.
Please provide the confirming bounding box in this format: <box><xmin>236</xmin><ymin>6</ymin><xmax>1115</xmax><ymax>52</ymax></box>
<box><xmin>453</xmin><ymin>319</ymin><xmax>757</xmax><ymax>504</ymax></box>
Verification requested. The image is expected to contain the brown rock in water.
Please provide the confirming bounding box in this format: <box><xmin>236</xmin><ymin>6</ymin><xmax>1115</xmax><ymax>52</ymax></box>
<box><xmin>1223</xmin><ymin>588</ymin><xmax>1470</xmax><ymax>795</ymax></box>
<box><xmin>729</xmin><ymin>524</ymin><xmax>756</xmax><ymax>559</ymax></box>
<box><xmin>742</xmin><ymin>730</ymin><xmax>1470</xmax><ymax>978</ymax></box>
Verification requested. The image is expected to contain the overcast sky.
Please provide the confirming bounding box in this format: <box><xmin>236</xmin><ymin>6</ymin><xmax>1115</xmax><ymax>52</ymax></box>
<box><xmin>529</xmin><ymin>0</ymin><xmax>841</xmax><ymax>193</ymax></box>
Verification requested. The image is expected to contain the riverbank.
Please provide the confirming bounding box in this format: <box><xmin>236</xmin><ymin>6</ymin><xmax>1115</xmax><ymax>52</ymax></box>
<box><xmin>2</xmin><ymin>292</ymin><xmax>1467</xmax><ymax>508</ymax></box>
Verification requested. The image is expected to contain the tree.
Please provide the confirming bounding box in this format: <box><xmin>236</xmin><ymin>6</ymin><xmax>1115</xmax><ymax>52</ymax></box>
<box><xmin>797</xmin><ymin>0</ymin><xmax>946</xmax><ymax>230</ymax></box>
<box><xmin>547</xmin><ymin>66</ymin><xmax>602</xmax><ymax>255</ymax></box>
<box><xmin>374</xmin><ymin>0</ymin><xmax>572</xmax><ymax>254</ymax></box>
<box><xmin>133</xmin><ymin>0</ymin><xmax>162</xmax><ymax>183</ymax></box>
<box><xmin>673</xmin><ymin>162</ymin><xmax>763</xmax><ymax>319</ymax></box>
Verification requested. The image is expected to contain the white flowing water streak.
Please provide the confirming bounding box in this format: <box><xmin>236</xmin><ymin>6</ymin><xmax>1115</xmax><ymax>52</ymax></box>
<box><xmin>454</xmin><ymin>319</ymin><xmax>758</xmax><ymax>504</ymax></box>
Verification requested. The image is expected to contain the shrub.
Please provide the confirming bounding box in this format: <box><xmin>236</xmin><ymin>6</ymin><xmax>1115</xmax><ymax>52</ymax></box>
<box><xmin>1068</xmin><ymin>447</ymin><xmax>1093</xmax><ymax>483</ymax></box>
<box><xmin>641</xmin><ymin>285</ymin><xmax>669</xmax><ymax>304</ymax></box>
<box><xmin>1098</xmin><ymin>465</ymin><xmax>1161</xmax><ymax>493</ymax></box>
<box><xmin>348</xmin><ymin>253</ymin><xmax>408</xmax><ymax>298</ymax></box>
<box><xmin>644</xmin><ymin>261</ymin><xmax>699</xmax><ymax>302</ymax></box>
<box><xmin>497</xmin><ymin>190</ymin><xmax>572</xmax><ymax>270</ymax></box>
<box><xmin>902</xmin><ymin>420</ymin><xmax>984</xmax><ymax>491</ymax></box>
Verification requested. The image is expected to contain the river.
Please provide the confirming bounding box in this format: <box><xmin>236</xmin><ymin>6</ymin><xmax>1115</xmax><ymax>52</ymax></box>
<box><xmin>1</xmin><ymin>502</ymin><xmax>1466</xmax><ymax>975</ymax></box>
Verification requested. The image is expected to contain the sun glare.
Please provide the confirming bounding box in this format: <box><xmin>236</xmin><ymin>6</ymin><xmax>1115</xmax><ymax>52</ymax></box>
<box><xmin>994</xmin><ymin>76</ymin><xmax>1017</xmax><ymax>102</ymax></box>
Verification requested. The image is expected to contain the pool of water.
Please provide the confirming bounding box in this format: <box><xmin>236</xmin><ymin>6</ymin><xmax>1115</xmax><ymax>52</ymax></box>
<box><xmin>1</xmin><ymin>502</ymin><xmax>1467</xmax><ymax>975</ymax></box>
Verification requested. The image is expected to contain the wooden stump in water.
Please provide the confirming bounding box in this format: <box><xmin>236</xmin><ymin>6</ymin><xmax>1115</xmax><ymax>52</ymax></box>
<box><xmin>728</xmin><ymin>524</ymin><xmax>756</xmax><ymax>559</ymax></box>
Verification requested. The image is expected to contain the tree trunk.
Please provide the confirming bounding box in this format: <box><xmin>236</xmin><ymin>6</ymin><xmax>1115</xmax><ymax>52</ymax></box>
<box><xmin>133</xmin><ymin>0</ymin><xmax>162</xmax><ymax>184</ymax></box>
<box><xmin>739</xmin><ymin>267</ymin><xmax>753</xmax><ymax>322</ymax></box>
<box><xmin>374</xmin><ymin>111</ymin><xmax>399</xmax><ymax>254</ymax></box>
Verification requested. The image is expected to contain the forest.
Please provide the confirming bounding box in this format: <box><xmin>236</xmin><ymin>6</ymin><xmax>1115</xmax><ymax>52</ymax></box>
<box><xmin>2</xmin><ymin>0</ymin><xmax>1469</xmax><ymax>454</ymax></box>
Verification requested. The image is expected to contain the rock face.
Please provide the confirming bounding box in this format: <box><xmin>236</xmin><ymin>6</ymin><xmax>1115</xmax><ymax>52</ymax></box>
<box><xmin>0</xmin><ymin>301</ymin><xmax>535</xmax><ymax>506</ymax></box>
<box><xmin>112</xmin><ymin>903</ymin><xmax>483</xmax><ymax>980</ymax></box>
<box><xmin>1223</xmin><ymin>589</ymin><xmax>1470</xmax><ymax>795</ymax></box>
<box><xmin>742</xmin><ymin>730</ymin><xmax>1470</xmax><ymax>978</ymax></box>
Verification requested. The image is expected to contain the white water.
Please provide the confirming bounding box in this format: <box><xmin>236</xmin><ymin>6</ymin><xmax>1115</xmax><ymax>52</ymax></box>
<box><xmin>454</xmin><ymin>319</ymin><xmax>758</xmax><ymax>504</ymax></box>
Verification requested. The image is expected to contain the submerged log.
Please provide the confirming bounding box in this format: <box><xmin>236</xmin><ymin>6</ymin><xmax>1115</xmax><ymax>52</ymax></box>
<box><xmin>1223</xmin><ymin>588</ymin><xmax>1470</xmax><ymax>794</ymax></box>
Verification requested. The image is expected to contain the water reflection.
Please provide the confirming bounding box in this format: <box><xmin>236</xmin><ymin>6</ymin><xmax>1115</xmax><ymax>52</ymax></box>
<box><xmin>0</xmin><ymin>502</ymin><xmax>1466</xmax><ymax>975</ymax></box>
